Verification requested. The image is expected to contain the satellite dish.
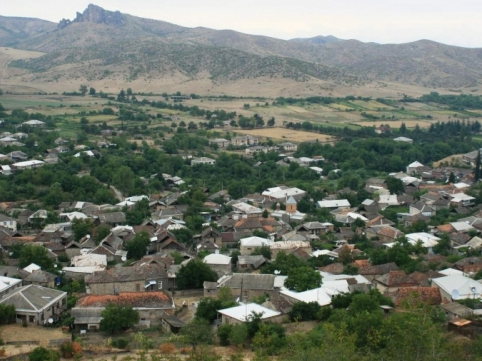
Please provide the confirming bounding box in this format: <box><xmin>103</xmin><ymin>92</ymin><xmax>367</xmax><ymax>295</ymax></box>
<box><xmin>121</xmin><ymin>256</ymin><xmax>127</xmax><ymax>262</ymax></box>
<box><xmin>274</xmin><ymin>270</ymin><xmax>281</xmax><ymax>275</ymax></box>
<box><xmin>236</xmin><ymin>297</ymin><xmax>240</xmax><ymax>303</ymax></box>
<box><xmin>451</xmin><ymin>289</ymin><xmax>460</xmax><ymax>300</ymax></box>
<box><xmin>48</xmin><ymin>318</ymin><xmax>53</xmax><ymax>324</ymax></box>
<box><xmin>54</xmin><ymin>264</ymin><xmax>57</xmax><ymax>268</ymax></box>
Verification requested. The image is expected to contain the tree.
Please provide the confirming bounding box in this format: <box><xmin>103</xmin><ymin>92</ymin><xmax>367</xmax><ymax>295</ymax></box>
<box><xmin>448</xmin><ymin>171</ymin><xmax>456</xmax><ymax>183</ymax></box>
<box><xmin>29</xmin><ymin>347</ymin><xmax>60</xmax><ymax>361</ymax></box>
<box><xmin>284</xmin><ymin>266</ymin><xmax>322</xmax><ymax>292</ymax></box>
<box><xmin>196</xmin><ymin>297</ymin><xmax>223</xmax><ymax>323</ymax></box>
<box><xmin>100</xmin><ymin>303</ymin><xmax>140</xmax><ymax>334</ymax></box>
<box><xmin>267</xmin><ymin>117</ymin><xmax>275</xmax><ymax>127</ymax></box>
<box><xmin>19</xmin><ymin>245</ymin><xmax>53</xmax><ymax>270</ymax></box>
<box><xmin>290</xmin><ymin>302</ymin><xmax>321</xmax><ymax>321</ymax></box>
<box><xmin>176</xmin><ymin>260</ymin><xmax>218</xmax><ymax>289</ymax></box>
<box><xmin>180</xmin><ymin>318</ymin><xmax>214</xmax><ymax>350</ymax></box>
<box><xmin>89</xmin><ymin>87</ymin><xmax>96</xmax><ymax>95</ymax></box>
<box><xmin>476</xmin><ymin>151</ymin><xmax>481</xmax><ymax>183</ymax></box>
<box><xmin>79</xmin><ymin>85</ymin><xmax>88</xmax><ymax>96</ymax></box>
<box><xmin>124</xmin><ymin>231</ymin><xmax>150</xmax><ymax>260</ymax></box>
<box><xmin>112</xmin><ymin>166</ymin><xmax>135</xmax><ymax>196</ymax></box>
<box><xmin>386</xmin><ymin>176</ymin><xmax>404</xmax><ymax>195</ymax></box>
<box><xmin>72</xmin><ymin>218</ymin><xmax>94</xmax><ymax>242</ymax></box>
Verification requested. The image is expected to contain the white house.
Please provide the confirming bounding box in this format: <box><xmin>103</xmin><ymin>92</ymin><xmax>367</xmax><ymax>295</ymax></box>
<box><xmin>218</xmin><ymin>303</ymin><xmax>281</xmax><ymax>325</ymax></box>
<box><xmin>0</xmin><ymin>214</ymin><xmax>17</xmax><ymax>232</ymax></box>
<box><xmin>432</xmin><ymin>275</ymin><xmax>482</xmax><ymax>302</ymax></box>
<box><xmin>406</xmin><ymin>161</ymin><xmax>424</xmax><ymax>175</ymax></box>
<box><xmin>317</xmin><ymin>199</ymin><xmax>351</xmax><ymax>209</ymax></box>
<box><xmin>191</xmin><ymin>157</ymin><xmax>216</xmax><ymax>166</ymax></box>
<box><xmin>12</xmin><ymin>160</ymin><xmax>45</xmax><ymax>170</ymax></box>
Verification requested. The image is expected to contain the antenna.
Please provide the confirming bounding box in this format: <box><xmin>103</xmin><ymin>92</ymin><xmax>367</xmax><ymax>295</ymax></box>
<box><xmin>451</xmin><ymin>289</ymin><xmax>460</xmax><ymax>300</ymax></box>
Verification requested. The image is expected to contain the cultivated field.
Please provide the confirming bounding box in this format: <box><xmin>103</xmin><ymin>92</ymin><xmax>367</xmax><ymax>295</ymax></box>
<box><xmin>236</xmin><ymin>127</ymin><xmax>336</xmax><ymax>143</ymax></box>
<box><xmin>355</xmin><ymin>120</ymin><xmax>433</xmax><ymax>128</ymax></box>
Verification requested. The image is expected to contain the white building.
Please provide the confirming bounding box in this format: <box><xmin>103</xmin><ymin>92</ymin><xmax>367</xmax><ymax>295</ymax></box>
<box><xmin>191</xmin><ymin>157</ymin><xmax>216</xmax><ymax>166</ymax></box>
<box><xmin>12</xmin><ymin>160</ymin><xmax>45</xmax><ymax>170</ymax></box>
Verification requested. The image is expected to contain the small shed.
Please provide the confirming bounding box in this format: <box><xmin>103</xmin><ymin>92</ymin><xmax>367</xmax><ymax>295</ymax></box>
<box><xmin>161</xmin><ymin>313</ymin><xmax>186</xmax><ymax>334</ymax></box>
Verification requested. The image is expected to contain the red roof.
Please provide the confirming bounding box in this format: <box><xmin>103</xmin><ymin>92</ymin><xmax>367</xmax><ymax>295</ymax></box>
<box><xmin>77</xmin><ymin>292</ymin><xmax>172</xmax><ymax>308</ymax></box>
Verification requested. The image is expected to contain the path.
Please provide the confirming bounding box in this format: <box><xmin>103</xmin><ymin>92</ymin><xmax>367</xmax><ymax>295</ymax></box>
<box><xmin>110</xmin><ymin>185</ymin><xmax>124</xmax><ymax>202</ymax></box>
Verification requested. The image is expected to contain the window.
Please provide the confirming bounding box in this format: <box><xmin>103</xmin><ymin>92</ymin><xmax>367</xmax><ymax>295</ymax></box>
<box><xmin>29</xmin><ymin>316</ymin><xmax>35</xmax><ymax>323</ymax></box>
<box><xmin>136</xmin><ymin>284</ymin><xmax>140</xmax><ymax>292</ymax></box>
<box><xmin>158</xmin><ymin>281</ymin><xmax>162</xmax><ymax>290</ymax></box>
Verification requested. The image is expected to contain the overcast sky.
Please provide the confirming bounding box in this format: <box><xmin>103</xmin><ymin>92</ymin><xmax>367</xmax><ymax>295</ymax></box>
<box><xmin>3</xmin><ymin>0</ymin><xmax>482</xmax><ymax>47</ymax></box>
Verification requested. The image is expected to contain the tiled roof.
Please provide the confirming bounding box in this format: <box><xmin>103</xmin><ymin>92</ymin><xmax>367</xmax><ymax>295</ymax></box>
<box><xmin>395</xmin><ymin>287</ymin><xmax>441</xmax><ymax>306</ymax></box>
<box><xmin>77</xmin><ymin>292</ymin><xmax>173</xmax><ymax>309</ymax></box>
<box><xmin>85</xmin><ymin>264</ymin><xmax>168</xmax><ymax>283</ymax></box>
<box><xmin>376</xmin><ymin>270</ymin><xmax>419</xmax><ymax>287</ymax></box>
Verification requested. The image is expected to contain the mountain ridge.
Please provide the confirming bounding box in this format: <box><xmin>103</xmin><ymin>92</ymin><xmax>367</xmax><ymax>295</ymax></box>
<box><xmin>1</xmin><ymin>4</ymin><xmax>482</xmax><ymax>93</ymax></box>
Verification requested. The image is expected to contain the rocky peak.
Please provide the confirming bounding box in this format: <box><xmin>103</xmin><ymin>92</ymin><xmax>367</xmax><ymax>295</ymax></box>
<box><xmin>57</xmin><ymin>4</ymin><xmax>125</xmax><ymax>29</ymax></box>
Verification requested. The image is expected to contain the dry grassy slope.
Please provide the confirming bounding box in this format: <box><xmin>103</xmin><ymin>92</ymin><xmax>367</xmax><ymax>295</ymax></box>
<box><xmin>2</xmin><ymin>4</ymin><xmax>482</xmax><ymax>90</ymax></box>
<box><xmin>0</xmin><ymin>16</ymin><xmax>56</xmax><ymax>46</ymax></box>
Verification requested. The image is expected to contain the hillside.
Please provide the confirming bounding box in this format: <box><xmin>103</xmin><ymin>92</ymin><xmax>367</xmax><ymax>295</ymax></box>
<box><xmin>1</xmin><ymin>4</ymin><xmax>482</xmax><ymax>93</ymax></box>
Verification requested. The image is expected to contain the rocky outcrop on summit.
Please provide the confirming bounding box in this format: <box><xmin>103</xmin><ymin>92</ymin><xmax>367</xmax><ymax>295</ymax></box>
<box><xmin>58</xmin><ymin>4</ymin><xmax>125</xmax><ymax>29</ymax></box>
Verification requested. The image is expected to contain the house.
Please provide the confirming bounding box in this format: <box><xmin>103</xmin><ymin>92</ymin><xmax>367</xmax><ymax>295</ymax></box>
<box><xmin>406</xmin><ymin>161</ymin><xmax>425</xmax><ymax>175</ymax></box>
<box><xmin>72</xmin><ymin>291</ymin><xmax>175</xmax><ymax>330</ymax></box>
<box><xmin>209</xmin><ymin>138</ymin><xmax>230</xmax><ymax>148</ymax></box>
<box><xmin>317</xmin><ymin>199</ymin><xmax>351</xmax><ymax>209</ymax></box>
<box><xmin>432</xmin><ymin>275</ymin><xmax>482</xmax><ymax>302</ymax></box>
<box><xmin>393</xmin><ymin>137</ymin><xmax>413</xmax><ymax>144</ymax></box>
<box><xmin>161</xmin><ymin>313</ymin><xmax>186</xmax><ymax>334</ymax></box>
<box><xmin>270</xmin><ymin>241</ymin><xmax>312</xmax><ymax>259</ymax></box>
<box><xmin>12</xmin><ymin>160</ymin><xmax>46</xmax><ymax>170</ymax></box>
<box><xmin>296</xmin><ymin>221</ymin><xmax>333</xmax><ymax>235</ymax></box>
<box><xmin>373</xmin><ymin>270</ymin><xmax>419</xmax><ymax>296</ymax></box>
<box><xmin>454</xmin><ymin>257</ymin><xmax>482</xmax><ymax>274</ymax></box>
<box><xmin>280</xmin><ymin>280</ymin><xmax>349</xmax><ymax>306</ymax></box>
<box><xmin>395</xmin><ymin>287</ymin><xmax>441</xmax><ymax>307</ymax></box>
<box><xmin>448</xmin><ymin>193</ymin><xmax>476</xmax><ymax>208</ymax></box>
<box><xmin>231</xmin><ymin>135</ymin><xmax>258</xmax><ymax>147</ymax></box>
<box><xmin>0</xmin><ymin>276</ymin><xmax>23</xmax><ymax>298</ymax></box>
<box><xmin>0</xmin><ymin>214</ymin><xmax>16</xmax><ymax>232</ymax></box>
<box><xmin>0</xmin><ymin>285</ymin><xmax>67</xmax><ymax>325</ymax></box>
<box><xmin>231</xmin><ymin>203</ymin><xmax>263</xmax><ymax>216</ymax></box>
<box><xmin>23</xmin><ymin>270</ymin><xmax>57</xmax><ymax>288</ymax></box>
<box><xmin>237</xmin><ymin>255</ymin><xmax>267</xmax><ymax>271</ymax></box>
<box><xmin>203</xmin><ymin>253</ymin><xmax>232</xmax><ymax>277</ymax></box>
<box><xmin>462</xmin><ymin>150</ymin><xmax>480</xmax><ymax>166</ymax></box>
<box><xmin>440</xmin><ymin>302</ymin><xmax>473</xmax><ymax>320</ymax></box>
<box><xmin>278</xmin><ymin>142</ymin><xmax>297</xmax><ymax>152</ymax></box>
<box><xmin>240</xmin><ymin>236</ymin><xmax>272</xmax><ymax>256</ymax></box>
<box><xmin>262</xmin><ymin>186</ymin><xmax>306</xmax><ymax>203</ymax></box>
<box><xmin>22</xmin><ymin>120</ymin><xmax>45</xmax><ymax>127</ymax></box>
<box><xmin>97</xmin><ymin>212</ymin><xmax>126</xmax><ymax>226</ymax></box>
<box><xmin>85</xmin><ymin>263</ymin><xmax>169</xmax><ymax>295</ymax></box>
<box><xmin>194</xmin><ymin>227</ymin><xmax>223</xmax><ymax>251</ymax></box>
<box><xmin>219</xmin><ymin>303</ymin><xmax>282</xmax><ymax>325</ymax></box>
<box><xmin>208</xmin><ymin>273</ymin><xmax>278</xmax><ymax>300</ymax></box>
<box><xmin>191</xmin><ymin>157</ymin><xmax>216</xmax><ymax>166</ymax></box>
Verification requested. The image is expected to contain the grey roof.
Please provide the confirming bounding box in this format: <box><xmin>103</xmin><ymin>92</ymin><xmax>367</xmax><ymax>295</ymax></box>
<box><xmin>85</xmin><ymin>264</ymin><xmax>168</xmax><ymax>284</ymax></box>
<box><xmin>440</xmin><ymin>302</ymin><xmax>473</xmax><ymax>316</ymax></box>
<box><xmin>217</xmin><ymin>274</ymin><xmax>276</xmax><ymax>290</ymax></box>
<box><xmin>0</xmin><ymin>285</ymin><xmax>66</xmax><ymax>312</ymax></box>
<box><xmin>161</xmin><ymin>313</ymin><xmax>186</xmax><ymax>328</ymax></box>
<box><xmin>237</xmin><ymin>255</ymin><xmax>267</xmax><ymax>268</ymax></box>
<box><xmin>71</xmin><ymin>307</ymin><xmax>102</xmax><ymax>324</ymax></box>
<box><xmin>24</xmin><ymin>270</ymin><xmax>57</xmax><ymax>283</ymax></box>
<box><xmin>98</xmin><ymin>212</ymin><xmax>126</xmax><ymax>224</ymax></box>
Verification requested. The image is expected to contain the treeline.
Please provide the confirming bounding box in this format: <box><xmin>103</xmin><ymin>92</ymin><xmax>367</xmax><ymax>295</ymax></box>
<box><xmin>403</xmin><ymin>91</ymin><xmax>482</xmax><ymax>110</ymax></box>
<box><xmin>275</xmin><ymin>95</ymin><xmax>372</xmax><ymax>105</ymax></box>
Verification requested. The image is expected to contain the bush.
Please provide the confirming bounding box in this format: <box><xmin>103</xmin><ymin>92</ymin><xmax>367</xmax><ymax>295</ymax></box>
<box><xmin>111</xmin><ymin>338</ymin><xmax>129</xmax><ymax>349</ymax></box>
<box><xmin>217</xmin><ymin>324</ymin><xmax>232</xmax><ymax>346</ymax></box>
<box><xmin>60</xmin><ymin>341</ymin><xmax>74</xmax><ymax>358</ymax></box>
<box><xmin>159</xmin><ymin>343</ymin><xmax>176</xmax><ymax>354</ymax></box>
<box><xmin>29</xmin><ymin>347</ymin><xmax>60</xmax><ymax>361</ymax></box>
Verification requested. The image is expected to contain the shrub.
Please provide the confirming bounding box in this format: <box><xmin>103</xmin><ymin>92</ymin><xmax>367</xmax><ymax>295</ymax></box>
<box><xmin>111</xmin><ymin>338</ymin><xmax>129</xmax><ymax>349</ymax></box>
<box><xmin>60</xmin><ymin>341</ymin><xmax>74</xmax><ymax>358</ymax></box>
<box><xmin>29</xmin><ymin>347</ymin><xmax>60</xmax><ymax>361</ymax></box>
<box><xmin>159</xmin><ymin>343</ymin><xmax>176</xmax><ymax>354</ymax></box>
<box><xmin>180</xmin><ymin>347</ymin><xmax>191</xmax><ymax>354</ymax></box>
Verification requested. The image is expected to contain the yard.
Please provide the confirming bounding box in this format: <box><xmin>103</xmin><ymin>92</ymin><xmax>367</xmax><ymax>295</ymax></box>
<box><xmin>236</xmin><ymin>127</ymin><xmax>336</xmax><ymax>143</ymax></box>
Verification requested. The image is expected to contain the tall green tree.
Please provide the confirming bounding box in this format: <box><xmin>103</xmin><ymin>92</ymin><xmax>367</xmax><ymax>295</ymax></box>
<box><xmin>124</xmin><ymin>231</ymin><xmax>150</xmax><ymax>260</ymax></box>
<box><xmin>176</xmin><ymin>260</ymin><xmax>218</xmax><ymax>289</ymax></box>
<box><xmin>284</xmin><ymin>266</ymin><xmax>322</xmax><ymax>292</ymax></box>
<box><xmin>476</xmin><ymin>151</ymin><xmax>481</xmax><ymax>182</ymax></box>
<box><xmin>100</xmin><ymin>303</ymin><xmax>140</xmax><ymax>334</ymax></box>
<box><xmin>19</xmin><ymin>245</ymin><xmax>53</xmax><ymax>270</ymax></box>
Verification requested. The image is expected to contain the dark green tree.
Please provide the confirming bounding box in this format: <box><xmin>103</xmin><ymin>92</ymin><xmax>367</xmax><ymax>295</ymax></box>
<box><xmin>176</xmin><ymin>260</ymin><xmax>218</xmax><ymax>289</ymax></box>
<box><xmin>284</xmin><ymin>266</ymin><xmax>322</xmax><ymax>292</ymax></box>
<box><xmin>100</xmin><ymin>303</ymin><xmax>140</xmax><ymax>334</ymax></box>
<box><xmin>124</xmin><ymin>231</ymin><xmax>150</xmax><ymax>260</ymax></box>
<box><xmin>19</xmin><ymin>245</ymin><xmax>53</xmax><ymax>270</ymax></box>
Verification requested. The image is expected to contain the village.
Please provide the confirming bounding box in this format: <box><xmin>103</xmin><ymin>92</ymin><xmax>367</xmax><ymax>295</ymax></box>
<box><xmin>1</xmin><ymin>99</ymin><xmax>482</xmax><ymax>359</ymax></box>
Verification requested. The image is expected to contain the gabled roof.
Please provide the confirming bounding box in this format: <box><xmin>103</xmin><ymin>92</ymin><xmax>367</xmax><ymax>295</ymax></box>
<box><xmin>203</xmin><ymin>254</ymin><xmax>231</xmax><ymax>265</ymax></box>
<box><xmin>219</xmin><ymin>303</ymin><xmax>281</xmax><ymax>322</ymax></box>
<box><xmin>0</xmin><ymin>285</ymin><xmax>66</xmax><ymax>312</ymax></box>
<box><xmin>432</xmin><ymin>275</ymin><xmax>482</xmax><ymax>299</ymax></box>
<box><xmin>217</xmin><ymin>274</ymin><xmax>276</xmax><ymax>290</ymax></box>
<box><xmin>85</xmin><ymin>264</ymin><xmax>168</xmax><ymax>284</ymax></box>
<box><xmin>395</xmin><ymin>287</ymin><xmax>441</xmax><ymax>306</ymax></box>
<box><xmin>76</xmin><ymin>292</ymin><xmax>173</xmax><ymax>309</ymax></box>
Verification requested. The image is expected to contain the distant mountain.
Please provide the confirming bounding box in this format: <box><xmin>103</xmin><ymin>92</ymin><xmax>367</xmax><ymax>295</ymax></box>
<box><xmin>0</xmin><ymin>16</ymin><xmax>56</xmax><ymax>46</ymax></box>
<box><xmin>289</xmin><ymin>35</ymin><xmax>342</xmax><ymax>45</ymax></box>
<box><xmin>1</xmin><ymin>4</ymin><xmax>482</xmax><ymax>90</ymax></box>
